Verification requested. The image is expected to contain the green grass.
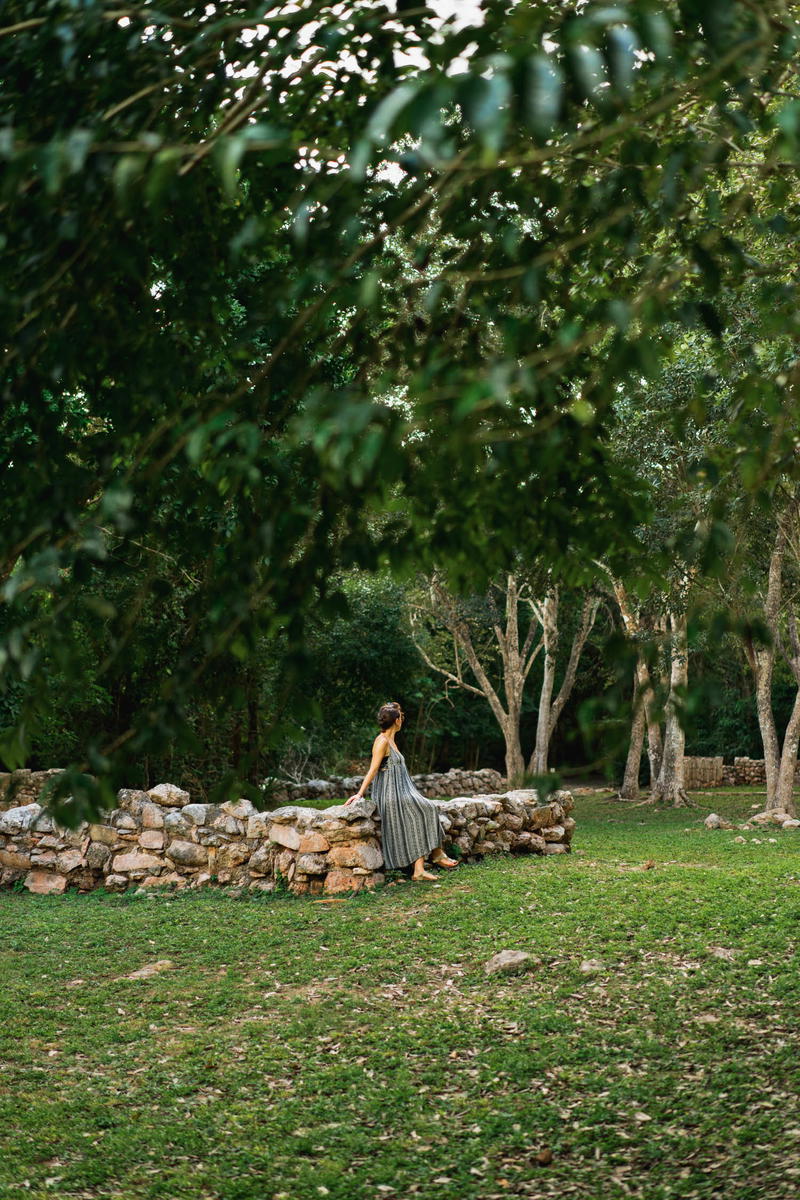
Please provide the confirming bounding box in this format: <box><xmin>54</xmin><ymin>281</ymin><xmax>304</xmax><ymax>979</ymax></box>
<box><xmin>1</xmin><ymin>788</ymin><xmax>799</xmax><ymax>1200</ymax></box>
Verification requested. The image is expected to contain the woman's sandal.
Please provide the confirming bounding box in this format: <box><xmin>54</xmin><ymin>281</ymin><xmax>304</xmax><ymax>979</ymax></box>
<box><xmin>431</xmin><ymin>854</ymin><xmax>459</xmax><ymax>869</ymax></box>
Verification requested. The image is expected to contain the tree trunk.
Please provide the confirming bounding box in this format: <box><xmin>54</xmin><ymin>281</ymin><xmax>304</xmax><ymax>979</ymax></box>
<box><xmin>528</xmin><ymin>592</ymin><xmax>598</xmax><ymax>775</ymax></box>
<box><xmin>775</xmin><ymin>689</ymin><xmax>800</xmax><ymax>817</ymax></box>
<box><xmin>620</xmin><ymin>670</ymin><xmax>645</xmax><ymax>799</ymax></box>
<box><xmin>409</xmin><ymin>573</ymin><xmax>543</xmax><ymax>789</ymax></box>
<box><xmin>650</xmin><ymin>612</ymin><xmax>690</xmax><ymax>806</ymax></box>
<box><xmin>501</xmin><ymin>708</ymin><xmax>525</xmax><ymax>784</ymax></box>
<box><xmin>746</xmin><ymin>524</ymin><xmax>786</xmax><ymax>809</ymax></box>
<box><xmin>530</xmin><ymin>593</ymin><xmax>558</xmax><ymax>774</ymax></box>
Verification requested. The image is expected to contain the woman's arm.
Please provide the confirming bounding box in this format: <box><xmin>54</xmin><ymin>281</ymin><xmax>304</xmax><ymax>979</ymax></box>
<box><xmin>346</xmin><ymin>737</ymin><xmax>389</xmax><ymax>805</ymax></box>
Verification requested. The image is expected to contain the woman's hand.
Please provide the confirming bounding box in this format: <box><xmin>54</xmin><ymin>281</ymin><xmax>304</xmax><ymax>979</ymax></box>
<box><xmin>345</xmin><ymin>794</ymin><xmax>362</xmax><ymax>806</ymax></box>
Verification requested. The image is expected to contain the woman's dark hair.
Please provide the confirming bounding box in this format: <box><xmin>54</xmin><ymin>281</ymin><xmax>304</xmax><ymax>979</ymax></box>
<box><xmin>377</xmin><ymin>701</ymin><xmax>402</xmax><ymax>730</ymax></box>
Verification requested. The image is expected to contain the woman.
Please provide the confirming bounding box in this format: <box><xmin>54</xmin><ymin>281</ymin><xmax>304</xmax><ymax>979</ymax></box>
<box><xmin>346</xmin><ymin>701</ymin><xmax>459</xmax><ymax>881</ymax></box>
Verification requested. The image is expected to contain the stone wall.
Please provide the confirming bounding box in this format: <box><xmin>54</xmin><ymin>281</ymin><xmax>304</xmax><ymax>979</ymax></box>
<box><xmin>682</xmin><ymin>756</ymin><xmax>768</xmax><ymax>788</ymax></box>
<box><xmin>0</xmin><ymin>769</ymin><xmax>63</xmax><ymax>811</ymax></box>
<box><xmin>0</xmin><ymin>783</ymin><xmax>574</xmax><ymax>896</ymax></box>
<box><xmin>0</xmin><ymin>766</ymin><xmax>506</xmax><ymax>813</ymax></box>
<box><xmin>267</xmin><ymin>766</ymin><xmax>506</xmax><ymax>806</ymax></box>
<box><xmin>723</xmin><ymin>757</ymin><xmax>767</xmax><ymax>786</ymax></box>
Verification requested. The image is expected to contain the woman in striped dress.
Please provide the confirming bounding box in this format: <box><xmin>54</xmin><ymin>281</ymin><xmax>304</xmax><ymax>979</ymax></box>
<box><xmin>346</xmin><ymin>702</ymin><xmax>459</xmax><ymax>881</ymax></box>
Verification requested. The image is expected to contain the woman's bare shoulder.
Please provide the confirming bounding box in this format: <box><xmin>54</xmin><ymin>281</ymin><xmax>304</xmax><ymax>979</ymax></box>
<box><xmin>372</xmin><ymin>733</ymin><xmax>390</xmax><ymax>753</ymax></box>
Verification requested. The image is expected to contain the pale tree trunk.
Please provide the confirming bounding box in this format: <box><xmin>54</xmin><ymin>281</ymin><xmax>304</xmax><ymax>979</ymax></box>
<box><xmin>640</xmin><ymin>657</ymin><xmax>664</xmax><ymax>785</ymax></box>
<box><xmin>527</xmin><ymin>592</ymin><xmax>599</xmax><ymax>775</ymax></box>
<box><xmin>620</xmin><ymin>670</ymin><xmax>646</xmax><ymax>799</ymax></box>
<box><xmin>745</xmin><ymin>523</ymin><xmax>786</xmax><ymax>810</ymax></box>
<box><xmin>650</xmin><ymin>612</ymin><xmax>690</xmax><ymax>806</ymax></box>
<box><xmin>774</xmin><ymin>613</ymin><xmax>800</xmax><ymax>816</ymax></box>
<box><xmin>530</xmin><ymin>592</ymin><xmax>558</xmax><ymax>775</ymax></box>
<box><xmin>409</xmin><ymin>574</ymin><xmax>543</xmax><ymax>786</ymax></box>
<box><xmin>607</xmin><ymin>575</ymin><xmax>663</xmax><ymax>787</ymax></box>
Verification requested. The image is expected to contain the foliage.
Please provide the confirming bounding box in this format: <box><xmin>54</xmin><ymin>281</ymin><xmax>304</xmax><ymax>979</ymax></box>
<box><xmin>4</xmin><ymin>2</ymin><xmax>800</xmax><ymax>819</ymax></box>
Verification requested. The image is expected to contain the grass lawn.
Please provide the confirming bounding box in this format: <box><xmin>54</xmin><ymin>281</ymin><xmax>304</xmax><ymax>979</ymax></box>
<box><xmin>1</xmin><ymin>787</ymin><xmax>799</xmax><ymax>1200</ymax></box>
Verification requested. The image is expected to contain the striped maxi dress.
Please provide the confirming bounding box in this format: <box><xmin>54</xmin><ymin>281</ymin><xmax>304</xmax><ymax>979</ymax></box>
<box><xmin>370</xmin><ymin>741</ymin><xmax>443</xmax><ymax>869</ymax></box>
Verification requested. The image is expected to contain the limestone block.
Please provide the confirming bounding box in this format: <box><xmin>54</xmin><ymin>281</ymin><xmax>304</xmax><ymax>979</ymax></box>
<box><xmin>269</xmin><ymin>824</ymin><xmax>301</xmax><ymax>851</ymax></box>
<box><xmin>0</xmin><ymin>803</ymin><xmax>43</xmax><ymax>835</ymax></box>
<box><xmin>195</xmin><ymin>829</ymin><xmax>223</xmax><ymax>847</ymax></box>
<box><xmin>327</xmin><ymin>842</ymin><xmax>384</xmax><ymax>870</ymax></box>
<box><xmin>554</xmin><ymin>790</ymin><xmax>575</xmax><ymax>815</ymax></box>
<box><xmin>112</xmin><ymin>850</ymin><xmax>165</xmax><ymax>874</ymax></box>
<box><xmin>529</xmin><ymin>805</ymin><xmax>558</xmax><ymax>830</ymax></box>
<box><xmin>294</xmin><ymin>852</ymin><xmax>329</xmax><ymax>876</ymax></box>
<box><xmin>298</xmin><ymin>831</ymin><xmax>330</xmax><ymax>854</ymax></box>
<box><xmin>110</xmin><ymin>810</ymin><xmax>138</xmax><ymax>831</ymax></box>
<box><xmin>86</xmin><ymin>843</ymin><xmax>111</xmax><ymax>870</ymax></box>
<box><xmin>116</xmin><ymin>789</ymin><xmax>150</xmax><ymax>816</ymax></box>
<box><xmin>182</xmin><ymin>804</ymin><xmax>212</xmax><ymax>825</ymax></box>
<box><xmin>103</xmin><ymin>874</ymin><xmax>129</xmax><ymax>892</ymax></box>
<box><xmin>216</xmin><ymin>841</ymin><xmax>250</xmax><ymax>869</ymax></box>
<box><xmin>562</xmin><ymin>817</ymin><xmax>576</xmax><ymax>839</ymax></box>
<box><xmin>139</xmin><ymin>830</ymin><xmax>165</xmax><ymax>850</ymax></box>
<box><xmin>24</xmin><ymin>869</ymin><xmax>67</xmax><ymax>895</ymax></box>
<box><xmin>484</xmin><ymin>949</ymin><xmax>539</xmax><ymax>976</ymax></box>
<box><xmin>323</xmin><ymin>868</ymin><xmax>364</xmax><ymax>894</ymax></box>
<box><xmin>35</xmin><ymin>835</ymin><xmax>60</xmax><ymax>849</ymax></box>
<box><xmin>268</xmin><ymin>805</ymin><xmax>317</xmax><ymax>826</ymax></box>
<box><xmin>211</xmin><ymin>814</ymin><xmax>242</xmax><ymax>836</ymax></box>
<box><xmin>163</xmin><ymin>810</ymin><xmax>189</xmax><ymax>836</ymax></box>
<box><xmin>140</xmin><ymin>803</ymin><xmax>165</xmax><ymax>830</ymax></box>
<box><xmin>166</xmin><ymin>840</ymin><xmax>208</xmax><ymax>868</ymax></box>
<box><xmin>221</xmin><ymin>798</ymin><xmax>256</xmax><ymax>819</ymax></box>
<box><xmin>249</xmin><ymin>880</ymin><xmax>276</xmax><ymax>893</ymax></box>
<box><xmin>148</xmin><ymin>783</ymin><xmax>190</xmax><ymax>808</ymax></box>
<box><xmin>31</xmin><ymin>850</ymin><xmax>57</xmax><ymax>866</ymax></box>
<box><xmin>246</xmin><ymin>813</ymin><xmax>271</xmax><ymax>839</ymax></box>
<box><xmin>248</xmin><ymin>844</ymin><xmax>276</xmax><ymax>874</ymax></box>
<box><xmin>55</xmin><ymin>849</ymin><xmax>84</xmax><ymax>874</ymax></box>
<box><xmin>0</xmin><ymin>848</ymin><xmax>31</xmax><ymax>870</ymax></box>
<box><xmin>503</xmin><ymin>789</ymin><xmax>541</xmax><ymax>805</ymax></box>
<box><xmin>319</xmin><ymin>819</ymin><xmax>376</xmax><ymax>845</ymax></box>
<box><xmin>544</xmin><ymin>843</ymin><xmax>568</xmax><ymax>854</ymax></box>
<box><xmin>542</xmin><ymin>825</ymin><xmax>566</xmax><ymax>842</ymax></box>
<box><xmin>322</xmin><ymin>798</ymin><xmax>376</xmax><ymax>821</ymax></box>
<box><xmin>276</xmin><ymin>848</ymin><xmax>296</xmax><ymax>876</ymax></box>
<box><xmin>88</xmin><ymin>823</ymin><xmax>121</xmax><ymax>847</ymax></box>
<box><xmin>503</xmin><ymin>814</ymin><xmax>524</xmax><ymax>832</ymax></box>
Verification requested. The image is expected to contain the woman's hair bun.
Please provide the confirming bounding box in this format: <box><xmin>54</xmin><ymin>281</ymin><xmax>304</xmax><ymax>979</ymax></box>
<box><xmin>377</xmin><ymin>701</ymin><xmax>402</xmax><ymax>730</ymax></box>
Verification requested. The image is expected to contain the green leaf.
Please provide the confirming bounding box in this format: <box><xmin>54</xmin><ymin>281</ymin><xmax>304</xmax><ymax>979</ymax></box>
<box><xmin>569</xmin><ymin>43</ymin><xmax>609</xmax><ymax>110</ymax></box>
<box><xmin>213</xmin><ymin>133</ymin><xmax>246</xmax><ymax>201</ymax></box>
<box><xmin>606</xmin><ymin>24</ymin><xmax>640</xmax><ymax>97</ymax></box>
<box><xmin>524</xmin><ymin>54</ymin><xmax>564</xmax><ymax>139</ymax></box>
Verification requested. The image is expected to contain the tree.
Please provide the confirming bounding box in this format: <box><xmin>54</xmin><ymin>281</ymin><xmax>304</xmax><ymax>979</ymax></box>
<box><xmin>3</xmin><ymin>1</ymin><xmax>800</xmax><ymax>821</ymax></box>
<box><xmin>409</xmin><ymin>573</ymin><xmax>597</xmax><ymax>782</ymax></box>
<box><xmin>740</xmin><ymin>493</ymin><xmax>800</xmax><ymax>816</ymax></box>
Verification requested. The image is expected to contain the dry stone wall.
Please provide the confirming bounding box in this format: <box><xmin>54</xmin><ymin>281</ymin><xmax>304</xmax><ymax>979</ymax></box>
<box><xmin>0</xmin><ymin>783</ymin><xmax>574</xmax><ymax>897</ymax></box>
<box><xmin>0</xmin><ymin>766</ymin><xmax>506</xmax><ymax>814</ymax></box>
<box><xmin>681</xmin><ymin>757</ymin><xmax>768</xmax><ymax>788</ymax></box>
<box><xmin>267</xmin><ymin>766</ymin><xmax>506</xmax><ymax>806</ymax></box>
<box><xmin>0</xmin><ymin>769</ymin><xmax>63</xmax><ymax>811</ymax></box>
